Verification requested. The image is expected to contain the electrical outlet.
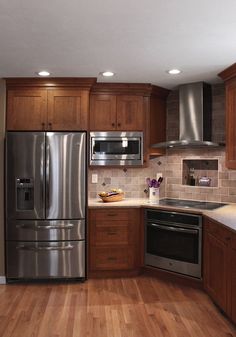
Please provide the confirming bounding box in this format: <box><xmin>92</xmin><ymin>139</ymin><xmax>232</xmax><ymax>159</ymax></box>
<box><xmin>92</xmin><ymin>174</ymin><xmax>98</xmax><ymax>184</ymax></box>
<box><xmin>156</xmin><ymin>172</ymin><xmax>163</xmax><ymax>181</ymax></box>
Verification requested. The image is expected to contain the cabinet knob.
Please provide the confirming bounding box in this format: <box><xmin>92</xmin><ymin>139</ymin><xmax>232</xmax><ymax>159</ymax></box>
<box><xmin>117</xmin><ymin>123</ymin><xmax>121</xmax><ymax>127</ymax></box>
<box><xmin>48</xmin><ymin>122</ymin><xmax>52</xmax><ymax>130</ymax></box>
<box><xmin>41</xmin><ymin>122</ymin><xmax>45</xmax><ymax>129</ymax></box>
<box><xmin>225</xmin><ymin>237</ymin><xmax>231</xmax><ymax>241</ymax></box>
<box><xmin>111</xmin><ymin>123</ymin><xmax>115</xmax><ymax>127</ymax></box>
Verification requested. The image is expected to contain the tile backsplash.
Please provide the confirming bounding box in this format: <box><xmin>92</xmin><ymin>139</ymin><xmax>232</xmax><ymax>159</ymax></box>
<box><xmin>88</xmin><ymin>83</ymin><xmax>236</xmax><ymax>203</ymax></box>
<box><xmin>164</xmin><ymin>148</ymin><xmax>236</xmax><ymax>203</ymax></box>
<box><xmin>88</xmin><ymin>158</ymin><xmax>166</xmax><ymax>199</ymax></box>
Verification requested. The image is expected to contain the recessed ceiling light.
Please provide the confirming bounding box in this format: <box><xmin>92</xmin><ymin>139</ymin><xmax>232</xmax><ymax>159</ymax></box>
<box><xmin>101</xmin><ymin>71</ymin><xmax>114</xmax><ymax>77</ymax></box>
<box><xmin>37</xmin><ymin>70</ymin><xmax>50</xmax><ymax>77</ymax></box>
<box><xmin>167</xmin><ymin>69</ymin><xmax>182</xmax><ymax>75</ymax></box>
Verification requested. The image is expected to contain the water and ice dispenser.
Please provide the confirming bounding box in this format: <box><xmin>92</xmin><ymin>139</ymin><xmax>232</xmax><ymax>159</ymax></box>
<box><xmin>16</xmin><ymin>178</ymin><xmax>34</xmax><ymax>210</ymax></box>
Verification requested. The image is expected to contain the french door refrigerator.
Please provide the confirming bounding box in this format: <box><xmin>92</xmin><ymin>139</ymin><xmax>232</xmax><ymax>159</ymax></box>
<box><xmin>6</xmin><ymin>132</ymin><xmax>86</xmax><ymax>280</ymax></box>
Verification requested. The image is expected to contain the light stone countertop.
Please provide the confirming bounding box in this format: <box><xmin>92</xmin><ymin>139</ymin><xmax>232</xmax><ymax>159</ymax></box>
<box><xmin>88</xmin><ymin>198</ymin><xmax>236</xmax><ymax>232</ymax></box>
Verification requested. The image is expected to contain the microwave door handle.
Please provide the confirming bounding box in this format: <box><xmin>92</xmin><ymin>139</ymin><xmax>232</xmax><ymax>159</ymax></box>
<box><xmin>149</xmin><ymin>223</ymin><xmax>198</xmax><ymax>235</ymax></box>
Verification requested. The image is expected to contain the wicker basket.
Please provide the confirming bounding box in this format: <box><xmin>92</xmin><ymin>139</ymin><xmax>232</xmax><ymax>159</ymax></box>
<box><xmin>99</xmin><ymin>193</ymin><xmax>124</xmax><ymax>203</ymax></box>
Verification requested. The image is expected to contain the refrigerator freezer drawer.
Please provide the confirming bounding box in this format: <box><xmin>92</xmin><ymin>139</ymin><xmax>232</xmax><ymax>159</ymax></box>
<box><xmin>6</xmin><ymin>220</ymin><xmax>85</xmax><ymax>241</ymax></box>
<box><xmin>7</xmin><ymin>241</ymin><xmax>85</xmax><ymax>279</ymax></box>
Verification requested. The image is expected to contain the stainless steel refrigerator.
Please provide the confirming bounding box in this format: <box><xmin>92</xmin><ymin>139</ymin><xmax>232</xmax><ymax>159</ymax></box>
<box><xmin>6</xmin><ymin>132</ymin><xmax>86</xmax><ymax>280</ymax></box>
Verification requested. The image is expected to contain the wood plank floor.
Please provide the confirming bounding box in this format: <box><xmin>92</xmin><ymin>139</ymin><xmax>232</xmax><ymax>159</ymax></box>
<box><xmin>0</xmin><ymin>275</ymin><xmax>235</xmax><ymax>337</ymax></box>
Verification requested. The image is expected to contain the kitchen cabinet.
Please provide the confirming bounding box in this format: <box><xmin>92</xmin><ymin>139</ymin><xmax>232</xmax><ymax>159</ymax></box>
<box><xmin>7</xmin><ymin>89</ymin><xmax>47</xmax><ymax>131</ymax></box>
<box><xmin>89</xmin><ymin>92</ymin><xmax>143</xmax><ymax>131</ymax></box>
<box><xmin>89</xmin><ymin>83</ymin><xmax>170</xmax><ymax>162</ymax></box>
<box><xmin>218</xmin><ymin>64</ymin><xmax>236</xmax><ymax>169</ymax></box>
<box><xmin>6</xmin><ymin>78</ymin><xmax>96</xmax><ymax>131</ymax></box>
<box><xmin>203</xmin><ymin>216</ymin><xmax>236</xmax><ymax>324</ymax></box>
<box><xmin>230</xmin><ymin>233</ymin><xmax>236</xmax><ymax>323</ymax></box>
<box><xmin>88</xmin><ymin>208</ymin><xmax>141</xmax><ymax>276</ymax></box>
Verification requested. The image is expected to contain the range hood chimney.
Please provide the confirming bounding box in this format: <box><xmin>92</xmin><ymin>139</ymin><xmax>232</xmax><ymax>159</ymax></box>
<box><xmin>153</xmin><ymin>82</ymin><xmax>223</xmax><ymax>148</ymax></box>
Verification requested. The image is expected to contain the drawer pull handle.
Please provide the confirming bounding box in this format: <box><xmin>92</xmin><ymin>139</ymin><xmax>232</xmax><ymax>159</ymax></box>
<box><xmin>107</xmin><ymin>257</ymin><xmax>117</xmax><ymax>261</ymax></box>
<box><xmin>107</xmin><ymin>213</ymin><xmax>117</xmax><ymax>217</ymax></box>
<box><xmin>108</xmin><ymin>232</ymin><xmax>117</xmax><ymax>235</ymax></box>
<box><xmin>16</xmin><ymin>244</ymin><xmax>74</xmax><ymax>251</ymax></box>
<box><xmin>16</xmin><ymin>223</ymin><xmax>74</xmax><ymax>230</ymax></box>
<box><xmin>225</xmin><ymin>237</ymin><xmax>231</xmax><ymax>241</ymax></box>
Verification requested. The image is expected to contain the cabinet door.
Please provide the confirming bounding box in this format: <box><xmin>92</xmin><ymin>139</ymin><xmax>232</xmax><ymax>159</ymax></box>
<box><xmin>225</xmin><ymin>82</ymin><xmax>236</xmax><ymax>169</ymax></box>
<box><xmin>7</xmin><ymin>89</ymin><xmax>47</xmax><ymax>130</ymax></box>
<box><xmin>47</xmin><ymin>89</ymin><xmax>89</xmax><ymax>130</ymax></box>
<box><xmin>230</xmin><ymin>243</ymin><xmax>236</xmax><ymax>324</ymax></box>
<box><xmin>89</xmin><ymin>94</ymin><xmax>116</xmax><ymax>130</ymax></box>
<box><xmin>204</xmin><ymin>231</ymin><xmax>228</xmax><ymax>312</ymax></box>
<box><xmin>116</xmin><ymin>95</ymin><xmax>144</xmax><ymax>130</ymax></box>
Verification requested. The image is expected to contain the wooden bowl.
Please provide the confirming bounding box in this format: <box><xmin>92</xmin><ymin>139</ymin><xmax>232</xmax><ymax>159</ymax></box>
<box><xmin>99</xmin><ymin>193</ymin><xmax>124</xmax><ymax>203</ymax></box>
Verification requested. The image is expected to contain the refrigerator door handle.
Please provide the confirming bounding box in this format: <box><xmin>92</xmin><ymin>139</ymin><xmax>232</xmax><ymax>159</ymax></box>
<box><xmin>16</xmin><ymin>244</ymin><xmax>74</xmax><ymax>251</ymax></box>
<box><xmin>46</xmin><ymin>142</ymin><xmax>50</xmax><ymax>213</ymax></box>
<box><xmin>40</xmin><ymin>141</ymin><xmax>45</xmax><ymax>217</ymax></box>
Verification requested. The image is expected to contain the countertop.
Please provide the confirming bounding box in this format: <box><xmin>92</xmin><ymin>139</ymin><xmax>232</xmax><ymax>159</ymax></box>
<box><xmin>88</xmin><ymin>198</ymin><xmax>236</xmax><ymax>232</ymax></box>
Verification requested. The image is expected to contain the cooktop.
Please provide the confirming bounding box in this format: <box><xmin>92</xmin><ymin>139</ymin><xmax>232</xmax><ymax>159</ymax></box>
<box><xmin>159</xmin><ymin>198</ymin><xmax>227</xmax><ymax>210</ymax></box>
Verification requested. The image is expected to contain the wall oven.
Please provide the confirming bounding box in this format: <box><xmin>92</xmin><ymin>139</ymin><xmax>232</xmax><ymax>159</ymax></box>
<box><xmin>90</xmin><ymin>131</ymin><xmax>143</xmax><ymax>166</ymax></box>
<box><xmin>145</xmin><ymin>209</ymin><xmax>202</xmax><ymax>279</ymax></box>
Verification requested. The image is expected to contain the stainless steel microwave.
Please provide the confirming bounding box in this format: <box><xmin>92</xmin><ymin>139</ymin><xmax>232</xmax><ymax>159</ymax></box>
<box><xmin>90</xmin><ymin>131</ymin><xmax>143</xmax><ymax>166</ymax></box>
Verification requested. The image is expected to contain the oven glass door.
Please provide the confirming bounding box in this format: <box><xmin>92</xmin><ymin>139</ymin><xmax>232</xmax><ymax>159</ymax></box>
<box><xmin>146</xmin><ymin>223</ymin><xmax>199</xmax><ymax>264</ymax></box>
<box><xmin>92</xmin><ymin>138</ymin><xmax>141</xmax><ymax>159</ymax></box>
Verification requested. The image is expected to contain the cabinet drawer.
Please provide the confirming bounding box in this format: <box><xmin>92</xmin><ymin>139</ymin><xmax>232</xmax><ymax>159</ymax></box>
<box><xmin>90</xmin><ymin>246</ymin><xmax>134</xmax><ymax>270</ymax></box>
<box><xmin>204</xmin><ymin>218</ymin><xmax>231</xmax><ymax>244</ymax></box>
<box><xmin>91</xmin><ymin>209</ymin><xmax>130</xmax><ymax>221</ymax></box>
<box><xmin>91</xmin><ymin>225</ymin><xmax>129</xmax><ymax>245</ymax></box>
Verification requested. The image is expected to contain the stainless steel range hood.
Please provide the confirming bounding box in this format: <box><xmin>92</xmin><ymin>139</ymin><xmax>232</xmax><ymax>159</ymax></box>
<box><xmin>153</xmin><ymin>82</ymin><xmax>223</xmax><ymax>148</ymax></box>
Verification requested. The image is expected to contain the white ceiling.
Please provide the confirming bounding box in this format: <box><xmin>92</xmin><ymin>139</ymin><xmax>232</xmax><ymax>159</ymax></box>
<box><xmin>1</xmin><ymin>0</ymin><xmax>236</xmax><ymax>89</ymax></box>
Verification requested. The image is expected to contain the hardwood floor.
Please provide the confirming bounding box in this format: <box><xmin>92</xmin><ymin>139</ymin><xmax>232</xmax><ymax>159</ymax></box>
<box><xmin>0</xmin><ymin>275</ymin><xmax>235</xmax><ymax>337</ymax></box>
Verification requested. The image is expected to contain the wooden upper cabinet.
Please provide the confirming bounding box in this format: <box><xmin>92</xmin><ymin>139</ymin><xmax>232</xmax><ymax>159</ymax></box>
<box><xmin>89</xmin><ymin>94</ymin><xmax>116</xmax><ymax>130</ymax></box>
<box><xmin>89</xmin><ymin>83</ymin><xmax>169</xmax><ymax>164</ymax></box>
<box><xmin>47</xmin><ymin>89</ymin><xmax>89</xmax><ymax>130</ymax></box>
<box><xmin>5</xmin><ymin>78</ymin><xmax>96</xmax><ymax>131</ymax></box>
<box><xmin>89</xmin><ymin>93</ymin><xmax>144</xmax><ymax>131</ymax></box>
<box><xmin>116</xmin><ymin>95</ymin><xmax>143</xmax><ymax>130</ymax></box>
<box><xmin>218</xmin><ymin>64</ymin><xmax>236</xmax><ymax>169</ymax></box>
<box><xmin>89</xmin><ymin>84</ymin><xmax>149</xmax><ymax>132</ymax></box>
<box><xmin>7</xmin><ymin>89</ymin><xmax>47</xmax><ymax>130</ymax></box>
<box><xmin>225</xmin><ymin>82</ymin><xmax>236</xmax><ymax>169</ymax></box>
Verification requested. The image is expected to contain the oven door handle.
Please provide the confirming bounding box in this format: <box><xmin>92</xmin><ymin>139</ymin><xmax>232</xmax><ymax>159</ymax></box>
<box><xmin>149</xmin><ymin>223</ymin><xmax>198</xmax><ymax>235</ymax></box>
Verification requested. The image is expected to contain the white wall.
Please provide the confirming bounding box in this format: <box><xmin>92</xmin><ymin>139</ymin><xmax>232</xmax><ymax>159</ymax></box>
<box><xmin>0</xmin><ymin>79</ymin><xmax>6</xmax><ymax>278</ymax></box>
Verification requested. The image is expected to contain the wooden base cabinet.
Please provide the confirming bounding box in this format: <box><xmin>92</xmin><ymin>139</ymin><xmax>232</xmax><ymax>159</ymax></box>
<box><xmin>6</xmin><ymin>78</ymin><xmax>96</xmax><ymax>131</ymax></box>
<box><xmin>88</xmin><ymin>208</ymin><xmax>142</xmax><ymax>276</ymax></box>
<box><xmin>230</xmin><ymin>235</ymin><xmax>236</xmax><ymax>323</ymax></box>
<box><xmin>203</xmin><ymin>216</ymin><xmax>236</xmax><ymax>324</ymax></box>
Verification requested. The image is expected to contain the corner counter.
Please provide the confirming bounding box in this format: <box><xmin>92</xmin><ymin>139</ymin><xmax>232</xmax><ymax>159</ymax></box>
<box><xmin>88</xmin><ymin>198</ymin><xmax>236</xmax><ymax>232</ymax></box>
